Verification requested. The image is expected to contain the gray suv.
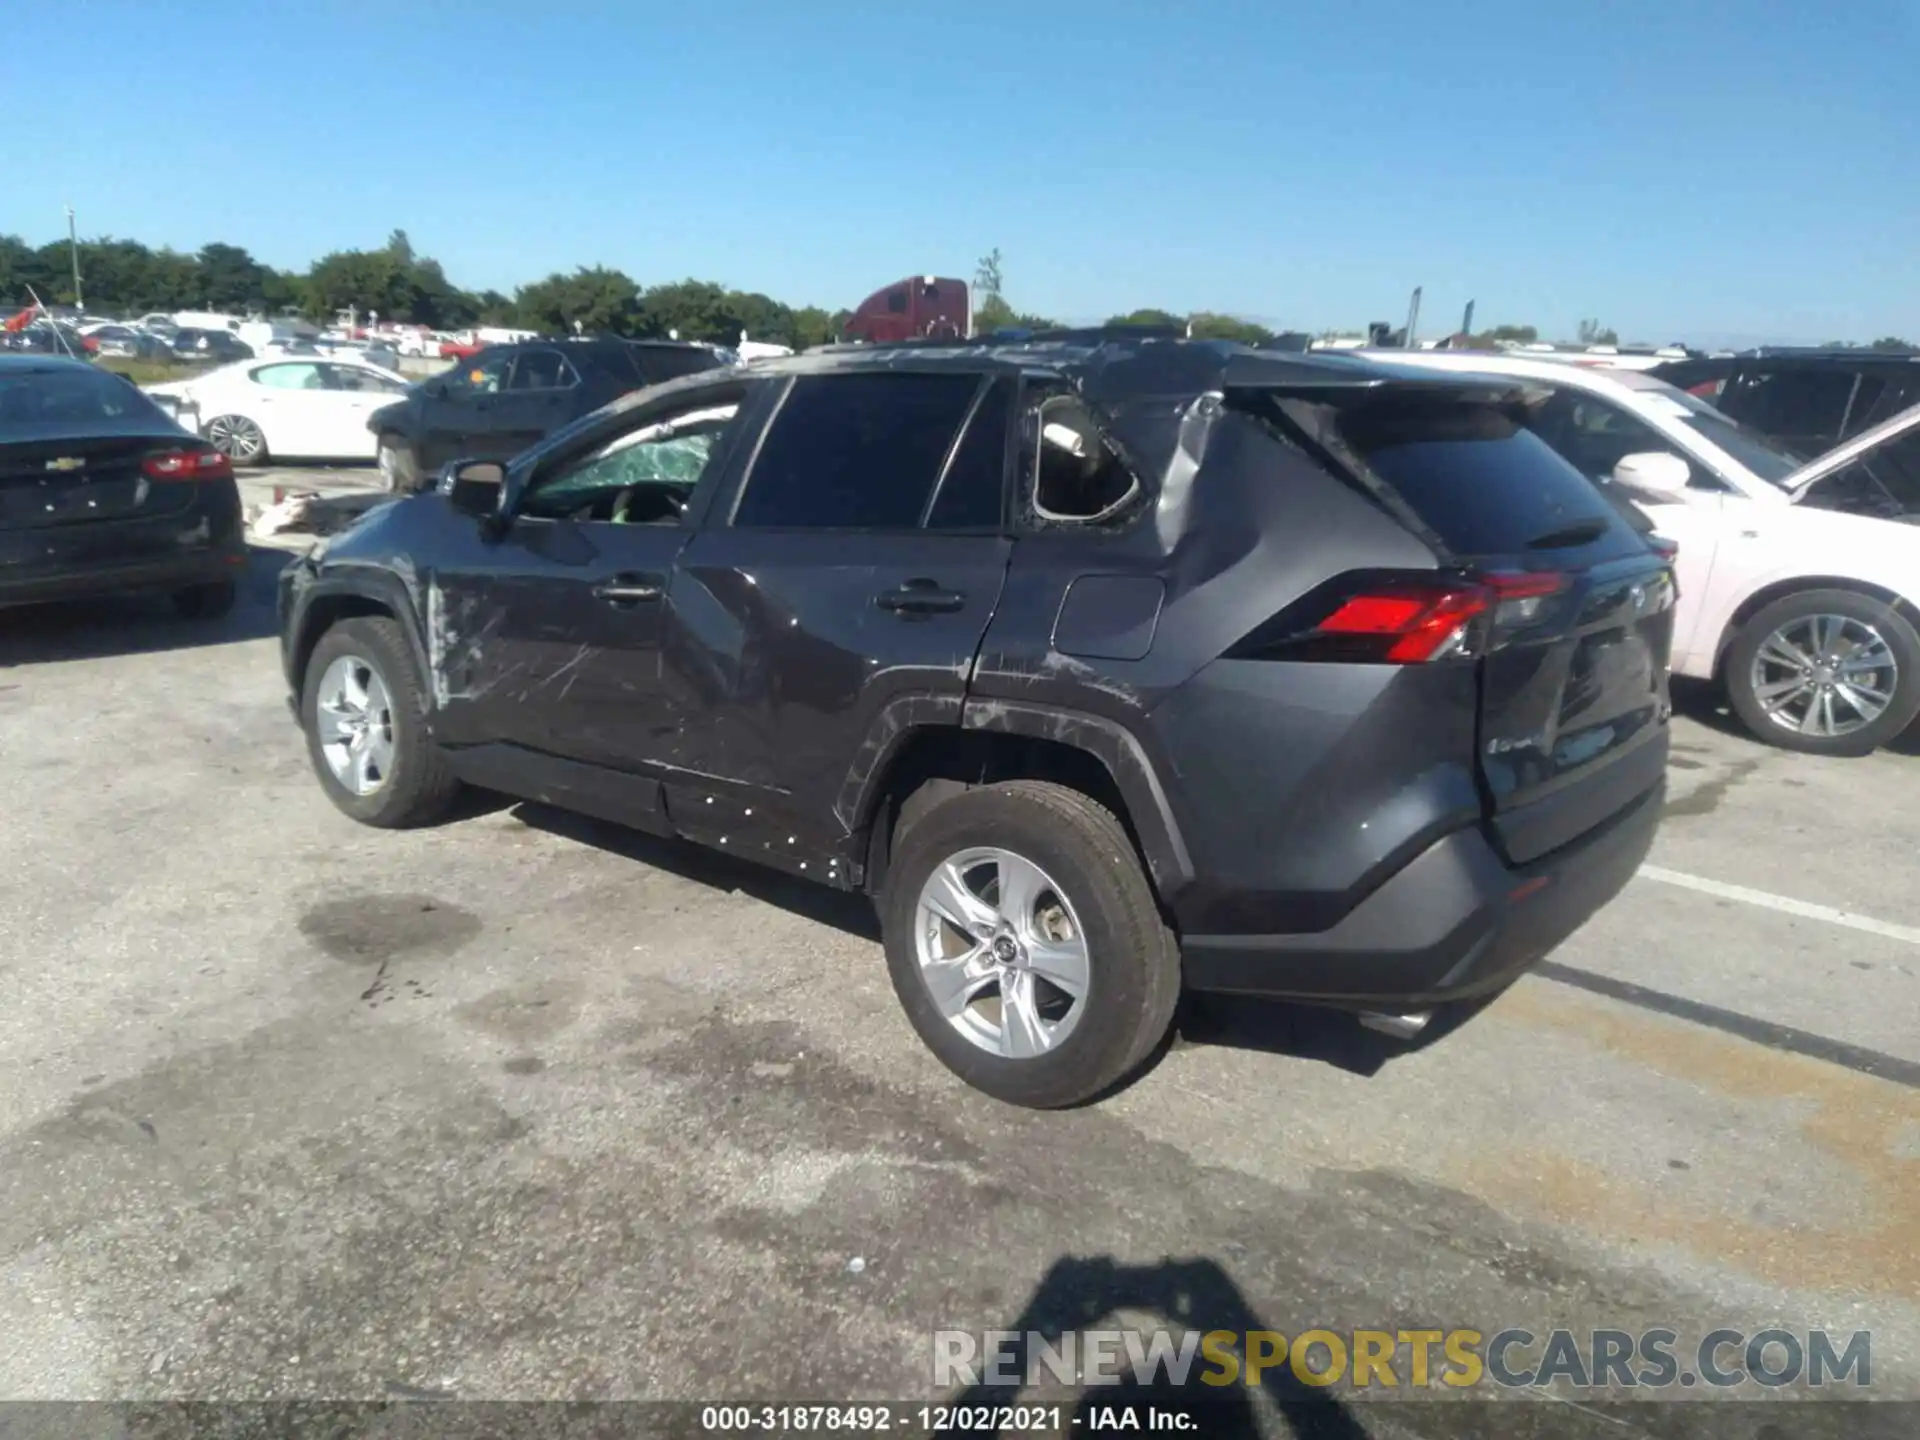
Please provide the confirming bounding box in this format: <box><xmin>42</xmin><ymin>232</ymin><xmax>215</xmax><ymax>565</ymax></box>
<box><xmin>279</xmin><ymin>336</ymin><xmax>1674</xmax><ymax>1107</ymax></box>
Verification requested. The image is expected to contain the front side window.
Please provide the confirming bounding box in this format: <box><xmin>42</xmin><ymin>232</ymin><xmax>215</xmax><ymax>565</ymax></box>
<box><xmin>521</xmin><ymin>398</ymin><xmax>742</xmax><ymax>525</ymax></box>
<box><xmin>732</xmin><ymin>371</ymin><xmax>981</xmax><ymax>529</ymax></box>
<box><xmin>442</xmin><ymin>352</ymin><xmax>514</xmax><ymax>396</ymax></box>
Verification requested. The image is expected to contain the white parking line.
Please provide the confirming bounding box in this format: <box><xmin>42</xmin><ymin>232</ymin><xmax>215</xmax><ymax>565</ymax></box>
<box><xmin>1636</xmin><ymin>864</ymin><xmax>1920</xmax><ymax>948</ymax></box>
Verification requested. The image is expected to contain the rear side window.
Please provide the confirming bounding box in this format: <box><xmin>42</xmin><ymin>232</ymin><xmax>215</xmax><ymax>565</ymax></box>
<box><xmin>639</xmin><ymin>346</ymin><xmax>723</xmax><ymax>384</ymax></box>
<box><xmin>1719</xmin><ymin>369</ymin><xmax>1854</xmax><ymax>441</ymax></box>
<box><xmin>733</xmin><ymin>372</ymin><xmax>981</xmax><ymax>529</ymax></box>
<box><xmin>1336</xmin><ymin>399</ymin><xmax>1639</xmax><ymax>558</ymax></box>
<box><xmin>925</xmin><ymin>377</ymin><xmax>1011</xmax><ymax>529</ymax></box>
<box><xmin>508</xmin><ymin>350</ymin><xmax>579</xmax><ymax>391</ymax></box>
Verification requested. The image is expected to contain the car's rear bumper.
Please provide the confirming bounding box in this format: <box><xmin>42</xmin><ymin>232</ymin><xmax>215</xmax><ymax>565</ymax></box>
<box><xmin>0</xmin><ymin>494</ymin><xmax>245</xmax><ymax>607</ymax></box>
<box><xmin>1179</xmin><ymin>780</ymin><xmax>1663</xmax><ymax>1006</ymax></box>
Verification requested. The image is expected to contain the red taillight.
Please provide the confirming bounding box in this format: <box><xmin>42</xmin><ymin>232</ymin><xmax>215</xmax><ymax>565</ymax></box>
<box><xmin>142</xmin><ymin>448</ymin><xmax>233</xmax><ymax>481</ymax></box>
<box><xmin>82</xmin><ymin>335</ymin><xmax>100</xmax><ymax>352</ymax></box>
<box><xmin>1230</xmin><ymin>570</ymin><xmax>1568</xmax><ymax>665</ymax></box>
<box><xmin>1686</xmin><ymin>381</ymin><xmax>1722</xmax><ymax>399</ymax></box>
<box><xmin>1318</xmin><ymin>586</ymin><xmax>1492</xmax><ymax>662</ymax></box>
<box><xmin>1648</xmin><ymin>535</ymin><xmax>1680</xmax><ymax>562</ymax></box>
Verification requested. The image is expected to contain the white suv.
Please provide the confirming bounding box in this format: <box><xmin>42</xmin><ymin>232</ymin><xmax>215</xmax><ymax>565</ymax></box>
<box><xmin>1376</xmin><ymin>350</ymin><xmax>1920</xmax><ymax>755</ymax></box>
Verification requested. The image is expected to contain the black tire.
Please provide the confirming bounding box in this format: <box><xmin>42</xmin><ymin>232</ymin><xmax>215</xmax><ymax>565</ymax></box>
<box><xmin>1724</xmin><ymin>588</ymin><xmax>1920</xmax><ymax>756</ymax></box>
<box><xmin>171</xmin><ymin>580</ymin><xmax>236</xmax><ymax>619</ymax></box>
<box><xmin>300</xmin><ymin>616</ymin><xmax>461</xmax><ymax>827</ymax></box>
<box><xmin>378</xmin><ymin>434</ymin><xmax>423</xmax><ymax>494</ymax></box>
<box><xmin>880</xmin><ymin>780</ymin><xmax>1181</xmax><ymax>1109</ymax></box>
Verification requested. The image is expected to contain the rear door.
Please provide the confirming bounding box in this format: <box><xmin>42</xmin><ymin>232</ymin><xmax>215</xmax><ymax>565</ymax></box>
<box><xmin>315</xmin><ymin>363</ymin><xmax>409</xmax><ymax>459</ymax></box>
<box><xmin>1332</xmin><ymin>392</ymin><xmax>1676</xmax><ymax>863</ymax></box>
<box><xmin>634</xmin><ymin>344</ymin><xmax>724</xmax><ymax>387</ymax></box>
<box><xmin>660</xmin><ymin>368</ymin><xmax>1013</xmax><ymax>860</ymax></box>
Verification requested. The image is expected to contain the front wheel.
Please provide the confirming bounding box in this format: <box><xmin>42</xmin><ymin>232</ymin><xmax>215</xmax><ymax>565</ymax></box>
<box><xmin>880</xmin><ymin>781</ymin><xmax>1181</xmax><ymax>1109</ymax></box>
<box><xmin>301</xmin><ymin>616</ymin><xmax>462</xmax><ymax>827</ymax></box>
<box><xmin>1724</xmin><ymin>588</ymin><xmax>1920</xmax><ymax>755</ymax></box>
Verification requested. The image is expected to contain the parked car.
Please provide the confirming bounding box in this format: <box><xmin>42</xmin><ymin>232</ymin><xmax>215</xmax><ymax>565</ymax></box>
<box><xmin>145</xmin><ymin>355</ymin><xmax>413</xmax><ymax>465</ymax></box>
<box><xmin>1378</xmin><ymin>350</ymin><xmax>1920</xmax><ymax>754</ymax></box>
<box><xmin>170</xmin><ymin>329</ymin><xmax>255</xmax><ymax>365</ymax></box>
<box><xmin>1650</xmin><ymin>349</ymin><xmax>1920</xmax><ymax>487</ymax></box>
<box><xmin>0</xmin><ymin>355</ymin><xmax>243</xmax><ymax>616</ymax></box>
<box><xmin>279</xmin><ymin>336</ymin><xmax>1672</xmax><ymax>1107</ymax></box>
<box><xmin>1</xmin><ymin>321</ymin><xmax>92</xmax><ymax>358</ymax></box>
<box><xmin>79</xmin><ymin>324</ymin><xmax>173</xmax><ymax>361</ymax></box>
<box><xmin>364</xmin><ymin>338</ymin><xmax>726</xmax><ymax>493</ymax></box>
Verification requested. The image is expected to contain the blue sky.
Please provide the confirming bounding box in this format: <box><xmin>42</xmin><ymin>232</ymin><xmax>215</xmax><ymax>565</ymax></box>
<box><xmin>10</xmin><ymin>0</ymin><xmax>1918</xmax><ymax>344</ymax></box>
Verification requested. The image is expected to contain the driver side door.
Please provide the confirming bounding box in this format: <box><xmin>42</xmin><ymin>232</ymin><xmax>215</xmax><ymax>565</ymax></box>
<box><xmin>432</xmin><ymin>378</ymin><xmax>762</xmax><ymax>778</ymax></box>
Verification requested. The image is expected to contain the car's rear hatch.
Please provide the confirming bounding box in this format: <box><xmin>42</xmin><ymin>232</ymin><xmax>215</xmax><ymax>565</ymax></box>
<box><xmin>0</xmin><ymin>433</ymin><xmax>199</xmax><ymax>529</ymax></box>
<box><xmin>1243</xmin><ymin>382</ymin><xmax>1674</xmax><ymax>865</ymax></box>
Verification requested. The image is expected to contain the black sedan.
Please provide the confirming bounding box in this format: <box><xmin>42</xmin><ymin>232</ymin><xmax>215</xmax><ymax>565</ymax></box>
<box><xmin>0</xmin><ymin>356</ymin><xmax>246</xmax><ymax>616</ymax></box>
<box><xmin>170</xmin><ymin>328</ymin><xmax>255</xmax><ymax>365</ymax></box>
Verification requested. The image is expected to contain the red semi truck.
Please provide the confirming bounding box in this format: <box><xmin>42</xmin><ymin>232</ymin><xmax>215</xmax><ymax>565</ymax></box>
<box><xmin>840</xmin><ymin>276</ymin><xmax>971</xmax><ymax>343</ymax></box>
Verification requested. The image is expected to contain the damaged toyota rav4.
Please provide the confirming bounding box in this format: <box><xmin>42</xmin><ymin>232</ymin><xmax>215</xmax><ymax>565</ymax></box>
<box><xmin>278</xmin><ymin>338</ymin><xmax>1675</xmax><ymax>1108</ymax></box>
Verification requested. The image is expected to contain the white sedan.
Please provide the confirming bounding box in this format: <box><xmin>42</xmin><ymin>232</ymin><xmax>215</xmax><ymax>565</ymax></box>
<box><xmin>1375</xmin><ymin>350</ymin><xmax>1920</xmax><ymax>755</ymax></box>
<box><xmin>145</xmin><ymin>356</ymin><xmax>413</xmax><ymax>466</ymax></box>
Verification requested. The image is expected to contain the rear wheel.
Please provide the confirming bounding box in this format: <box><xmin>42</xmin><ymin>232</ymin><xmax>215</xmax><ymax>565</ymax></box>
<box><xmin>1724</xmin><ymin>589</ymin><xmax>1920</xmax><ymax>756</ymax></box>
<box><xmin>377</xmin><ymin>434</ymin><xmax>422</xmax><ymax>494</ymax></box>
<box><xmin>880</xmin><ymin>781</ymin><xmax>1180</xmax><ymax>1108</ymax></box>
<box><xmin>205</xmin><ymin>414</ymin><xmax>268</xmax><ymax>466</ymax></box>
<box><xmin>171</xmin><ymin>580</ymin><xmax>236</xmax><ymax>619</ymax></box>
<box><xmin>301</xmin><ymin>617</ymin><xmax>461</xmax><ymax>827</ymax></box>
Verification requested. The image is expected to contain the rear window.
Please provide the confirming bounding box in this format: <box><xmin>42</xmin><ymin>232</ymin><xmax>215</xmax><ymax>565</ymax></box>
<box><xmin>1335</xmin><ymin>398</ymin><xmax>1640</xmax><ymax>558</ymax></box>
<box><xmin>638</xmin><ymin>345</ymin><xmax>724</xmax><ymax>384</ymax></box>
<box><xmin>0</xmin><ymin>366</ymin><xmax>173</xmax><ymax>433</ymax></box>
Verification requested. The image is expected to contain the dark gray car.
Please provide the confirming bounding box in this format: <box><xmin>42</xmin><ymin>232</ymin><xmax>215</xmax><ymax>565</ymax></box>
<box><xmin>278</xmin><ymin>336</ymin><xmax>1674</xmax><ymax>1108</ymax></box>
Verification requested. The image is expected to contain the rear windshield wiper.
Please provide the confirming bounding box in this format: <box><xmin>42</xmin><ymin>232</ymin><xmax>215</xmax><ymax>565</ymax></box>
<box><xmin>1524</xmin><ymin>518</ymin><xmax>1610</xmax><ymax>549</ymax></box>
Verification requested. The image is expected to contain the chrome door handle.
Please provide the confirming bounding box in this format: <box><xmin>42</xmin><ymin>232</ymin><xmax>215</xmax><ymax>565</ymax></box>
<box><xmin>592</xmin><ymin>582</ymin><xmax>662</xmax><ymax>604</ymax></box>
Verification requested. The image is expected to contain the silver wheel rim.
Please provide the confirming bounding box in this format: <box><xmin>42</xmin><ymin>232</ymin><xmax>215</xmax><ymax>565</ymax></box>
<box><xmin>1749</xmin><ymin>613</ymin><xmax>1899</xmax><ymax>739</ymax></box>
<box><xmin>207</xmin><ymin>415</ymin><xmax>264</xmax><ymax>461</ymax></box>
<box><xmin>314</xmin><ymin>654</ymin><xmax>397</xmax><ymax>796</ymax></box>
<box><xmin>913</xmin><ymin>846</ymin><xmax>1090</xmax><ymax>1059</ymax></box>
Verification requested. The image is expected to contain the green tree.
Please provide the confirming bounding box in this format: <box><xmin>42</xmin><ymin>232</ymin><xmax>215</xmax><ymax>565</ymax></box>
<box><xmin>473</xmin><ymin>289</ymin><xmax>518</xmax><ymax>325</ymax></box>
<box><xmin>1870</xmin><ymin>335</ymin><xmax>1915</xmax><ymax>352</ymax></box>
<box><xmin>305</xmin><ymin>248</ymin><xmax>422</xmax><ymax>322</ymax></box>
<box><xmin>632</xmin><ymin>278</ymin><xmax>744</xmax><ymax>343</ymax></box>
<box><xmin>789</xmin><ymin>305</ymin><xmax>839</xmax><ymax>350</ymax></box>
<box><xmin>1106</xmin><ymin>308</ymin><xmax>1184</xmax><ymax>329</ymax></box>
<box><xmin>196</xmin><ymin>242</ymin><xmax>268</xmax><ymax>311</ymax></box>
<box><xmin>1186</xmin><ymin>312</ymin><xmax>1272</xmax><ymax>345</ymax></box>
<box><xmin>974</xmin><ymin>249</ymin><xmax>1004</xmax><ymax>304</ymax></box>
<box><xmin>974</xmin><ymin>292</ymin><xmax>1019</xmax><ymax>333</ymax></box>
<box><xmin>1482</xmin><ymin>323</ymin><xmax>1538</xmax><ymax>344</ymax></box>
<box><xmin>516</xmin><ymin>266</ymin><xmax>642</xmax><ymax>335</ymax></box>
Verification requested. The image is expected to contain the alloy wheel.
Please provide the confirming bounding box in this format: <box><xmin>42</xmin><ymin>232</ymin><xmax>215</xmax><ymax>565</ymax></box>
<box><xmin>1748</xmin><ymin>613</ymin><xmax>1899</xmax><ymax>739</ymax></box>
<box><xmin>314</xmin><ymin>654</ymin><xmax>397</xmax><ymax>796</ymax></box>
<box><xmin>206</xmin><ymin>414</ymin><xmax>265</xmax><ymax>463</ymax></box>
<box><xmin>913</xmin><ymin>846</ymin><xmax>1091</xmax><ymax>1059</ymax></box>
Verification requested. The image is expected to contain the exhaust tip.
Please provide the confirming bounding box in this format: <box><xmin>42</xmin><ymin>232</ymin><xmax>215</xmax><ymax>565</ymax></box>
<box><xmin>1358</xmin><ymin>1009</ymin><xmax>1434</xmax><ymax>1041</ymax></box>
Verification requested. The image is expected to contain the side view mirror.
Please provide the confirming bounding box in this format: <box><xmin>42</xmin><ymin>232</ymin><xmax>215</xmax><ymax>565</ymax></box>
<box><xmin>1612</xmin><ymin>451</ymin><xmax>1691</xmax><ymax>496</ymax></box>
<box><xmin>443</xmin><ymin>459</ymin><xmax>506</xmax><ymax>519</ymax></box>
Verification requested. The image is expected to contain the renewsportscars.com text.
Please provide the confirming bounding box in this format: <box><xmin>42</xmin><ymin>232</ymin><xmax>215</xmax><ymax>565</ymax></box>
<box><xmin>932</xmin><ymin>1327</ymin><xmax>1872</xmax><ymax>1391</ymax></box>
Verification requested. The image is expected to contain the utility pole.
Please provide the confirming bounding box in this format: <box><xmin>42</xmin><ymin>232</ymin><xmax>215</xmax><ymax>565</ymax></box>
<box><xmin>66</xmin><ymin>205</ymin><xmax>83</xmax><ymax>310</ymax></box>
